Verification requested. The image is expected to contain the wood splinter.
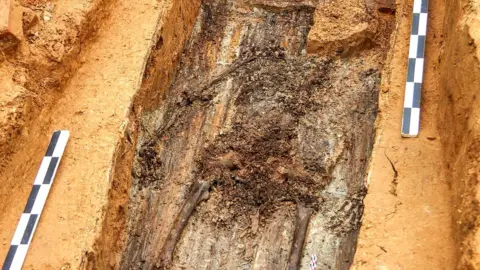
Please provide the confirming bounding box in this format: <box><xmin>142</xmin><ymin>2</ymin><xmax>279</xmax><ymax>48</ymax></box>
<box><xmin>288</xmin><ymin>204</ymin><xmax>314</xmax><ymax>270</ymax></box>
<box><xmin>156</xmin><ymin>181</ymin><xmax>210</xmax><ymax>269</ymax></box>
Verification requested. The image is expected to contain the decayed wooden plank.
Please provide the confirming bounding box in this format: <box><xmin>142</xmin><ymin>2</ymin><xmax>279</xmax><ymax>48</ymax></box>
<box><xmin>156</xmin><ymin>181</ymin><xmax>210</xmax><ymax>269</ymax></box>
<box><xmin>288</xmin><ymin>205</ymin><xmax>313</xmax><ymax>270</ymax></box>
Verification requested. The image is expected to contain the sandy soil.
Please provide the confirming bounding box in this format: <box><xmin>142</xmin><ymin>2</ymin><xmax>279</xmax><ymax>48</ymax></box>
<box><xmin>0</xmin><ymin>0</ymin><xmax>164</xmax><ymax>268</ymax></box>
<box><xmin>0</xmin><ymin>0</ymin><xmax>108</xmax><ymax>167</ymax></box>
<box><xmin>307</xmin><ymin>0</ymin><xmax>373</xmax><ymax>55</ymax></box>
<box><xmin>352</xmin><ymin>0</ymin><xmax>457</xmax><ymax>268</ymax></box>
<box><xmin>438</xmin><ymin>0</ymin><xmax>480</xmax><ymax>268</ymax></box>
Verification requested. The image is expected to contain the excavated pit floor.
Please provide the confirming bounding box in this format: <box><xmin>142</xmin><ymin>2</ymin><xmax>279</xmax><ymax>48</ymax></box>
<box><xmin>118</xmin><ymin>0</ymin><xmax>394</xmax><ymax>269</ymax></box>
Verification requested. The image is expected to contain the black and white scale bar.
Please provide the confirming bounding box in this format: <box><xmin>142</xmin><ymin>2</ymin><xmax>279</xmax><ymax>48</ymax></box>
<box><xmin>2</xmin><ymin>130</ymin><xmax>69</xmax><ymax>270</ymax></box>
<box><xmin>401</xmin><ymin>0</ymin><xmax>428</xmax><ymax>137</ymax></box>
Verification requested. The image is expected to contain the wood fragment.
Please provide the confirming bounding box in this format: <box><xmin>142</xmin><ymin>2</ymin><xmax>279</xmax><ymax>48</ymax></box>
<box><xmin>287</xmin><ymin>204</ymin><xmax>313</xmax><ymax>270</ymax></box>
<box><xmin>156</xmin><ymin>181</ymin><xmax>210</xmax><ymax>269</ymax></box>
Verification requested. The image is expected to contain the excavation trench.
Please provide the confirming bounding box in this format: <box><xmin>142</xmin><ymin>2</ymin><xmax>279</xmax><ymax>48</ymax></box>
<box><xmin>96</xmin><ymin>0</ymin><xmax>394</xmax><ymax>269</ymax></box>
<box><xmin>3</xmin><ymin>0</ymin><xmax>480</xmax><ymax>268</ymax></box>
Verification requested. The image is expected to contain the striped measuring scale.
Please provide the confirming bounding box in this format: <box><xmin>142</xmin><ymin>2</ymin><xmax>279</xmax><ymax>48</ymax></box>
<box><xmin>401</xmin><ymin>0</ymin><xmax>429</xmax><ymax>137</ymax></box>
<box><xmin>2</xmin><ymin>131</ymin><xmax>69</xmax><ymax>270</ymax></box>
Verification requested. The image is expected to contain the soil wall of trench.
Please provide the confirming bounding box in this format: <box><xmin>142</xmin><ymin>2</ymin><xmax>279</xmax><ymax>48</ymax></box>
<box><xmin>438</xmin><ymin>0</ymin><xmax>480</xmax><ymax>268</ymax></box>
<box><xmin>88</xmin><ymin>0</ymin><xmax>395</xmax><ymax>269</ymax></box>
